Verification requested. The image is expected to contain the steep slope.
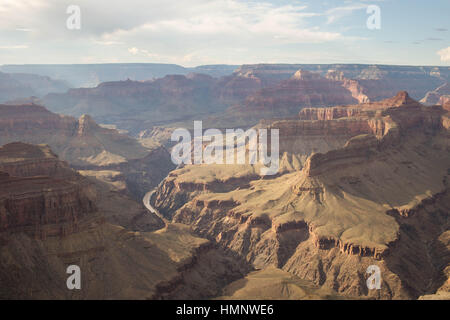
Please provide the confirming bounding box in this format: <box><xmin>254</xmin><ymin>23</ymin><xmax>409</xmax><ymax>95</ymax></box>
<box><xmin>152</xmin><ymin>92</ymin><xmax>450</xmax><ymax>299</ymax></box>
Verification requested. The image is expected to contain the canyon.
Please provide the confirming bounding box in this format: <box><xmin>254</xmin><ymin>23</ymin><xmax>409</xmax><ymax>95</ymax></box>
<box><xmin>0</xmin><ymin>142</ymin><xmax>252</xmax><ymax>299</ymax></box>
<box><xmin>0</xmin><ymin>62</ymin><xmax>449</xmax><ymax>300</ymax></box>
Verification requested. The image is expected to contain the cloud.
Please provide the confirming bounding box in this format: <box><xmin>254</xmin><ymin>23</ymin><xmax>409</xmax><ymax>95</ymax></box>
<box><xmin>324</xmin><ymin>0</ymin><xmax>386</xmax><ymax>25</ymax></box>
<box><xmin>15</xmin><ymin>28</ymin><xmax>34</xmax><ymax>32</ymax></box>
<box><xmin>101</xmin><ymin>1</ymin><xmax>337</xmax><ymax>44</ymax></box>
<box><xmin>128</xmin><ymin>47</ymin><xmax>139</xmax><ymax>55</ymax></box>
<box><xmin>437</xmin><ymin>47</ymin><xmax>450</xmax><ymax>62</ymax></box>
<box><xmin>0</xmin><ymin>0</ymin><xmax>351</xmax><ymax>65</ymax></box>
<box><xmin>325</xmin><ymin>3</ymin><xmax>368</xmax><ymax>24</ymax></box>
<box><xmin>0</xmin><ymin>45</ymin><xmax>28</xmax><ymax>49</ymax></box>
<box><xmin>128</xmin><ymin>47</ymin><xmax>158</xmax><ymax>58</ymax></box>
<box><xmin>94</xmin><ymin>40</ymin><xmax>124</xmax><ymax>46</ymax></box>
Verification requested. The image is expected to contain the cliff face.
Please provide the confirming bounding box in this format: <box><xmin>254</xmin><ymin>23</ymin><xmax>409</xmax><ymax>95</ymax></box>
<box><xmin>0</xmin><ymin>104</ymin><xmax>175</xmax><ymax>199</ymax></box>
<box><xmin>0</xmin><ymin>143</ymin><xmax>96</xmax><ymax>237</ymax></box>
<box><xmin>226</xmin><ymin>70</ymin><xmax>360</xmax><ymax>122</ymax></box>
<box><xmin>153</xmin><ymin>92</ymin><xmax>450</xmax><ymax>299</ymax></box>
<box><xmin>0</xmin><ymin>175</ymin><xmax>96</xmax><ymax>237</ymax></box>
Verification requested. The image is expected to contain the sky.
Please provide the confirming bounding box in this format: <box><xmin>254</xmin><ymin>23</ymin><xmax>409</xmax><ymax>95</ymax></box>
<box><xmin>0</xmin><ymin>0</ymin><xmax>449</xmax><ymax>66</ymax></box>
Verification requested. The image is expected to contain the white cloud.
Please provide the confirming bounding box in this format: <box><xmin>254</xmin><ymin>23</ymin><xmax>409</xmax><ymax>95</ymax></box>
<box><xmin>325</xmin><ymin>3</ymin><xmax>368</xmax><ymax>24</ymax></box>
<box><xmin>0</xmin><ymin>0</ymin><xmax>350</xmax><ymax>65</ymax></box>
<box><xmin>0</xmin><ymin>0</ymin><xmax>409</xmax><ymax>66</ymax></box>
<box><xmin>15</xmin><ymin>28</ymin><xmax>34</xmax><ymax>32</ymax></box>
<box><xmin>128</xmin><ymin>47</ymin><xmax>139</xmax><ymax>55</ymax></box>
<box><xmin>437</xmin><ymin>47</ymin><xmax>450</xmax><ymax>62</ymax></box>
<box><xmin>0</xmin><ymin>45</ymin><xmax>28</xmax><ymax>49</ymax></box>
<box><xmin>101</xmin><ymin>1</ymin><xmax>338</xmax><ymax>44</ymax></box>
<box><xmin>94</xmin><ymin>40</ymin><xmax>124</xmax><ymax>46</ymax></box>
<box><xmin>128</xmin><ymin>47</ymin><xmax>158</xmax><ymax>58</ymax></box>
